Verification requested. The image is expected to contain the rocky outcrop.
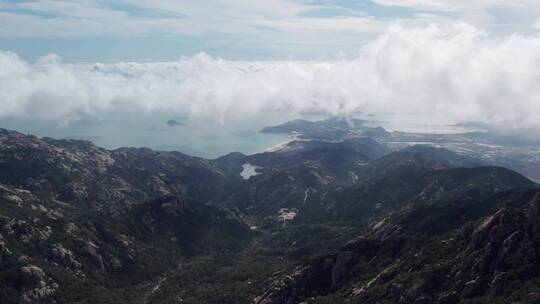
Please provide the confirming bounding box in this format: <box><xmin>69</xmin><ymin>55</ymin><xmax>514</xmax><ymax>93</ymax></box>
<box><xmin>254</xmin><ymin>244</ymin><xmax>375</xmax><ymax>304</ymax></box>
<box><xmin>47</xmin><ymin>243</ymin><xmax>82</xmax><ymax>269</ymax></box>
<box><xmin>254</xmin><ymin>265</ymin><xmax>318</xmax><ymax>304</ymax></box>
<box><xmin>18</xmin><ymin>265</ymin><xmax>57</xmax><ymax>302</ymax></box>
<box><xmin>0</xmin><ymin>233</ymin><xmax>11</xmax><ymax>259</ymax></box>
<box><xmin>0</xmin><ymin>128</ymin><xmax>239</xmax><ymax>210</ymax></box>
<box><xmin>0</xmin><ymin>217</ymin><xmax>52</xmax><ymax>243</ymax></box>
<box><xmin>255</xmin><ymin>190</ymin><xmax>540</xmax><ymax>303</ymax></box>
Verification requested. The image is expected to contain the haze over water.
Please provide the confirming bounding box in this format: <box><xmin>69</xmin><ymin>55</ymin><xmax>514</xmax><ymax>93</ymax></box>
<box><xmin>0</xmin><ymin>110</ymin><xmax>478</xmax><ymax>158</ymax></box>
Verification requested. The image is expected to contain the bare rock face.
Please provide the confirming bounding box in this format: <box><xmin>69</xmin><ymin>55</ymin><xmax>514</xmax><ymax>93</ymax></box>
<box><xmin>147</xmin><ymin>175</ymin><xmax>172</xmax><ymax>196</ymax></box>
<box><xmin>19</xmin><ymin>265</ymin><xmax>57</xmax><ymax>302</ymax></box>
<box><xmin>457</xmin><ymin>208</ymin><xmax>528</xmax><ymax>295</ymax></box>
<box><xmin>47</xmin><ymin>243</ymin><xmax>82</xmax><ymax>269</ymax></box>
<box><xmin>254</xmin><ymin>249</ymin><xmax>361</xmax><ymax>304</ymax></box>
<box><xmin>253</xmin><ymin>265</ymin><xmax>314</xmax><ymax>304</ymax></box>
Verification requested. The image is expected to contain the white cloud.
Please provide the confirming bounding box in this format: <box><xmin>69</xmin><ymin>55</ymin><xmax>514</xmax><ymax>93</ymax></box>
<box><xmin>2</xmin><ymin>23</ymin><xmax>540</xmax><ymax>130</ymax></box>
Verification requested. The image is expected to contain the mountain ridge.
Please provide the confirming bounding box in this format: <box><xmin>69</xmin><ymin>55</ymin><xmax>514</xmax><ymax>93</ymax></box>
<box><xmin>0</xmin><ymin>126</ymin><xmax>539</xmax><ymax>303</ymax></box>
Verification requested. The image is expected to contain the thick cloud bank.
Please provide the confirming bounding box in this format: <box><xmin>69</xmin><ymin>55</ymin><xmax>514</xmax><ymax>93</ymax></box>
<box><xmin>2</xmin><ymin>23</ymin><xmax>540</xmax><ymax>129</ymax></box>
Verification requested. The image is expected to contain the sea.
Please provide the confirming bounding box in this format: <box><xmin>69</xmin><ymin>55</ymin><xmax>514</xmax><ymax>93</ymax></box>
<box><xmin>0</xmin><ymin>111</ymin><xmax>480</xmax><ymax>159</ymax></box>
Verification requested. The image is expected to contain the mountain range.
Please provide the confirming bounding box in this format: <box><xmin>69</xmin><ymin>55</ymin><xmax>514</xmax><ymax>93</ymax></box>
<box><xmin>0</xmin><ymin>119</ymin><xmax>539</xmax><ymax>304</ymax></box>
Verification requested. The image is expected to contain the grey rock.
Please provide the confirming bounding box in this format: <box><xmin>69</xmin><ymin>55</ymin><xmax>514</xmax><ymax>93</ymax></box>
<box><xmin>47</xmin><ymin>243</ymin><xmax>82</xmax><ymax>269</ymax></box>
<box><xmin>19</xmin><ymin>265</ymin><xmax>57</xmax><ymax>302</ymax></box>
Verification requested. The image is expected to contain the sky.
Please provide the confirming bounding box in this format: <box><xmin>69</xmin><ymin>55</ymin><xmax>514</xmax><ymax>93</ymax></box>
<box><xmin>2</xmin><ymin>1</ymin><xmax>540</xmax><ymax>156</ymax></box>
<box><xmin>2</xmin><ymin>0</ymin><xmax>540</xmax><ymax>62</ymax></box>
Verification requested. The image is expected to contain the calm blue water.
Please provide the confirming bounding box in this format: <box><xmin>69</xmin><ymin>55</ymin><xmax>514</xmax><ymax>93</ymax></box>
<box><xmin>0</xmin><ymin>111</ymin><xmax>473</xmax><ymax>158</ymax></box>
<box><xmin>0</xmin><ymin>110</ymin><xmax>294</xmax><ymax>158</ymax></box>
